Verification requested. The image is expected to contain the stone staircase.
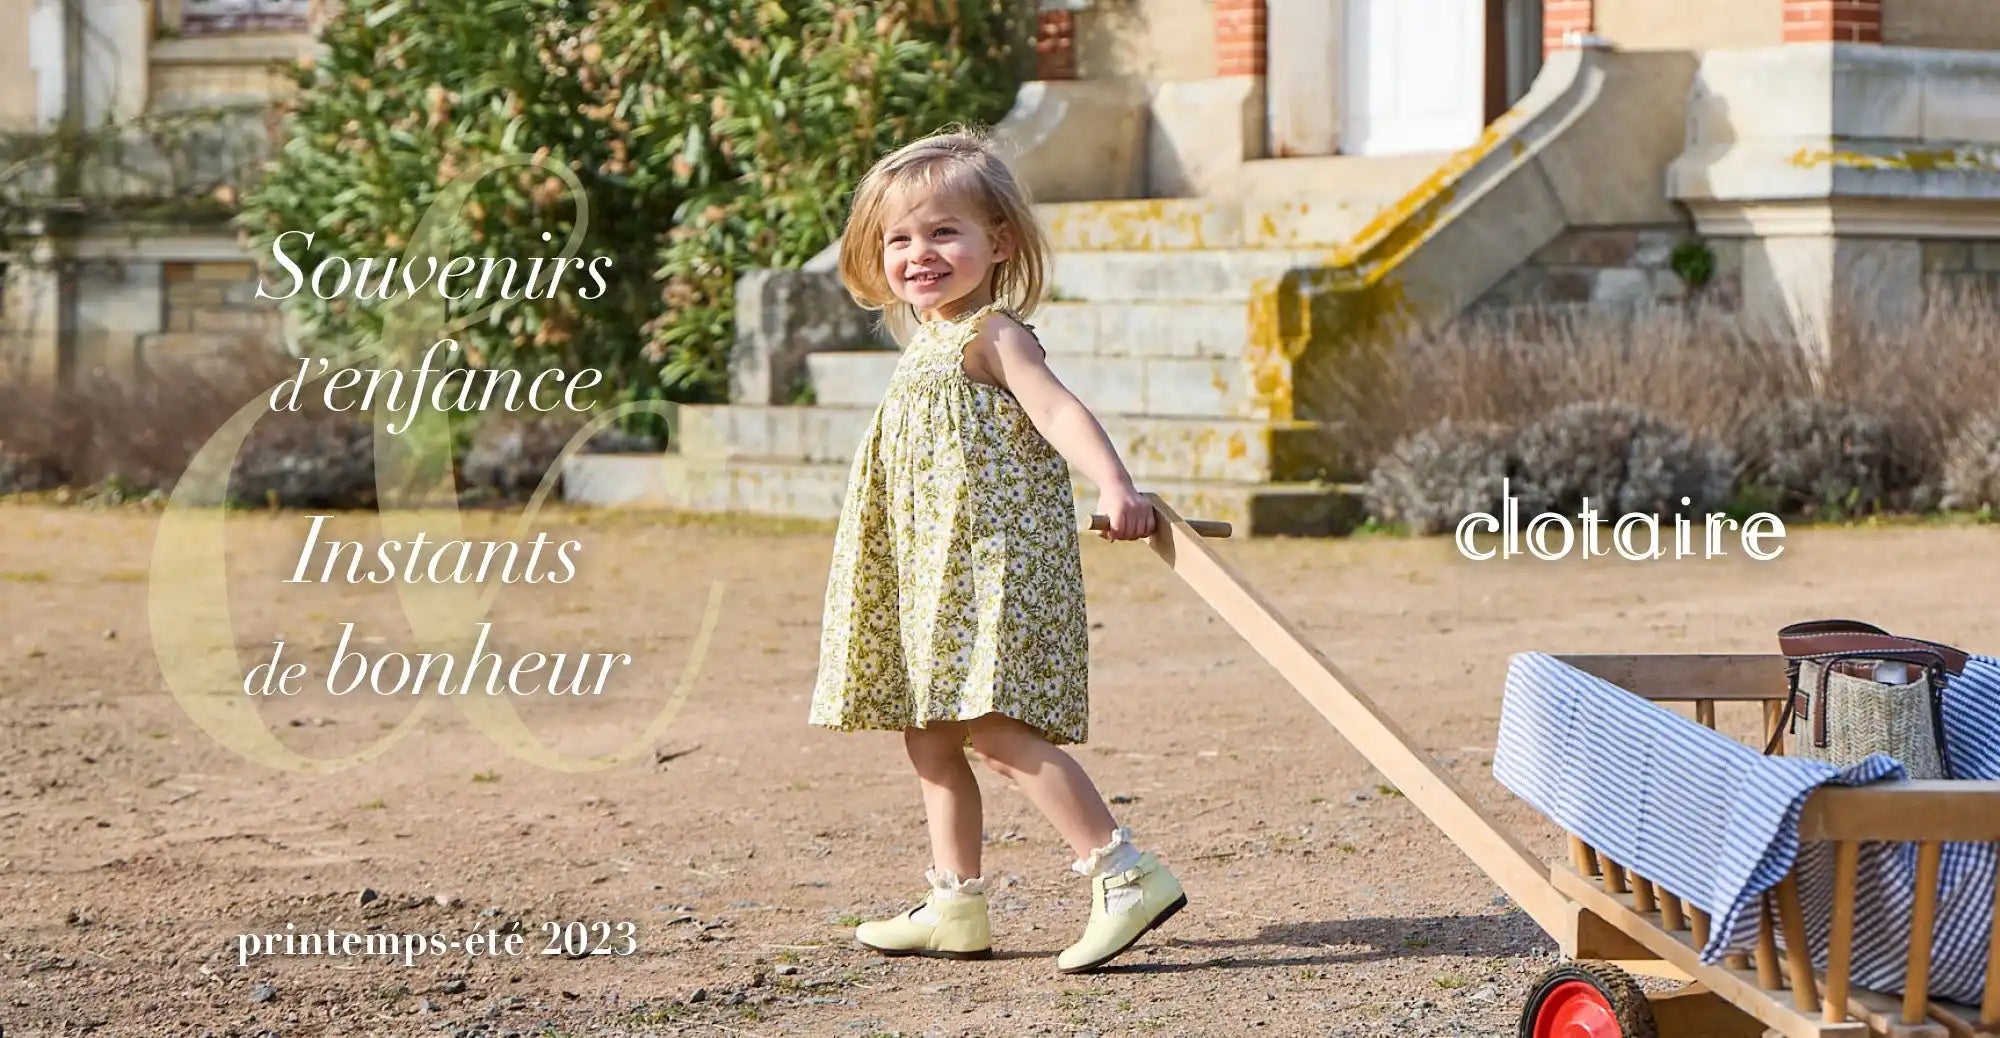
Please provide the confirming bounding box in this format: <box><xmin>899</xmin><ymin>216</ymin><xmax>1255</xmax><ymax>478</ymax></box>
<box><xmin>565</xmin><ymin>157</ymin><xmax>1453</xmax><ymax>535</ymax></box>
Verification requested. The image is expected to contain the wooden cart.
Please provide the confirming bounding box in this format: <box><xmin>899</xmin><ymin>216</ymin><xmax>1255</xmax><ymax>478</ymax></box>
<box><xmin>1104</xmin><ymin>498</ymin><xmax>2000</xmax><ymax>1038</ymax></box>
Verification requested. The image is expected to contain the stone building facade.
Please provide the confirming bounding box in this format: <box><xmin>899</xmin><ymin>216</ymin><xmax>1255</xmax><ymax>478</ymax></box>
<box><xmin>1</xmin><ymin>0</ymin><xmax>313</xmax><ymax>384</ymax></box>
<box><xmin>574</xmin><ymin>0</ymin><xmax>2000</xmax><ymax>532</ymax></box>
<box><xmin>7</xmin><ymin>1</ymin><xmax>2000</xmax><ymax>531</ymax></box>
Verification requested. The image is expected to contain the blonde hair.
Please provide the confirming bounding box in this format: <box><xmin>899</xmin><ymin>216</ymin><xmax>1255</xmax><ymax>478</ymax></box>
<box><xmin>837</xmin><ymin>127</ymin><xmax>1049</xmax><ymax>343</ymax></box>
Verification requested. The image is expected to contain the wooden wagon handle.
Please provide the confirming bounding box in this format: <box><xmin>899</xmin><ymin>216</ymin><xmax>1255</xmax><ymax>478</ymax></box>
<box><xmin>1086</xmin><ymin>513</ymin><xmax>1232</xmax><ymax>539</ymax></box>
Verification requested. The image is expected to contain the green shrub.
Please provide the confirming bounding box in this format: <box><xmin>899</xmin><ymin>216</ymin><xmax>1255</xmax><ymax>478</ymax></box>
<box><xmin>239</xmin><ymin>0</ymin><xmax>1027</xmax><ymax>419</ymax></box>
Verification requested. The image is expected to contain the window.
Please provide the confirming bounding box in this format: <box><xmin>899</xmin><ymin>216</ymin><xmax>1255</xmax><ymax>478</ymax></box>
<box><xmin>180</xmin><ymin>0</ymin><xmax>313</xmax><ymax>34</ymax></box>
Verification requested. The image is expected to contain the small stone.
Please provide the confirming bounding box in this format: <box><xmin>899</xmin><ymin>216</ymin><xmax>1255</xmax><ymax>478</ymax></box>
<box><xmin>774</xmin><ymin>964</ymin><xmax>799</xmax><ymax>976</ymax></box>
<box><xmin>435</xmin><ymin>894</ymin><xmax>461</xmax><ymax>909</ymax></box>
<box><xmin>725</xmin><ymin>992</ymin><xmax>744</xmax><ymax>1006</ymax></box>
<box><xmin>689</xmin><ymin>987</ymin><xmax>707</xmax><ymax>1003</ymax></box>
<box><xmin>438</xmin><ymin>979</ymin><xmax>468</xmax><ymax>994</ymax></box>
<box><xmin>480</xmin><ymin>906</ymin><xmax>501</xmax><ymax>917</ymax></box>
<box><xmin>419</xmin><ymin>997</ymin><xmax>439</xmax><ymax>1013</ymax></box>
<box><xmin>249</xmin><ymin>982</ymin><xmax>277</xmax><ymax>1004</ymax></box>
<box><xmin>1469</xmin><ymin>985</ymin><xmax>1497</xmax><ymax>1002</ymax></box>
<box><xmin>102</xmin><ymin>629</ymin><xmax>116</xmax><ymax>640</ymax></box>
<box><xmin>1108</xmin><ymin>794</ymin><xmax>1137</xmax><ymax>805</ymax></box>
<box><xmin>358</xmin><ymin>888</ymin><xmax>380</xmax><ymax>907</ymax></box>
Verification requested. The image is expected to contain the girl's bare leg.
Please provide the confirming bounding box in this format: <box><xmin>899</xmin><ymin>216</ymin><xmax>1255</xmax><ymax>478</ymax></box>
<box><xmin>904</xmin><ymin>721</ymin><xmax>983</xmax><ymax>879</ymax></box>
<box><xmin>966</xmin><ymin>714</ymin><xmax>1117</xmax><ymax>860</ymax></box>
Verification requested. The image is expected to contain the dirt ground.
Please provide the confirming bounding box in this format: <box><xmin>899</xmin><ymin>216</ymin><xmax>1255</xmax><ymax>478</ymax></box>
<box><xmin>2</xmin><ymin>503</ymin><xmax>1995</xmax><ymax>1038</ymax></box>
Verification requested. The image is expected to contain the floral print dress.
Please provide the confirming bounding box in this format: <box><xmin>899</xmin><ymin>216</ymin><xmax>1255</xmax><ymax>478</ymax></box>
<box><xmin>809</xmin><ymin>302</ymin><xmax>1090</xmax><ymax>745</ymax></box>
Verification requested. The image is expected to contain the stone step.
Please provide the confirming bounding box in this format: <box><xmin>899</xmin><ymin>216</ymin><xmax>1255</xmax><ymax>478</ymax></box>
<box><xmin>674</xmin><ymin>405</ymin><xmax>1353</xmax><ymax>484</ymax></box>
<box><xmin>1034</xmin><ymin>151</ymin><xmax>1450</xmax><ymax>252</ymax></box>
<box><xmin>1049</xmin><ymin>248</ymin><xmax>1329</xmax><ymax>303</ymax></box>
<box><xmin>1027</xmin><ymin>301</ymin><xmax>1247</xmax><ymax>359</ymax></box>
<box><xmin>562</xmin><ymin>454</ymin><xmax>1365</xmax><ymax>537</ymax></box>
<box><xmin>1229</xmin><ymin>152</ymin><xmax>1452</xmax><ymax>202</ymax></box>
<box><xmin>805</xmin><ymin>349</ymin><xmax>1272</xmax><ymax>419</ymax></box>
<box><xmin>806</xmin><ymin>351</ymin><xmax>900</xmax><ymax>408</ymax></box>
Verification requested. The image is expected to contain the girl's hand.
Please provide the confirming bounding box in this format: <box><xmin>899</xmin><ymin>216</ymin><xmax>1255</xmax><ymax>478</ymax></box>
<box><xmin>1095</xmin><ymin>485</ymin><xmax>1156</xmax><ymax>541</ymax></box>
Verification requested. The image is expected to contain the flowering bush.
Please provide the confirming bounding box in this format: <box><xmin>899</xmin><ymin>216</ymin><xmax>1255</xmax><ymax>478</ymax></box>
<box><xmin>239</xmin><ymin>0</ymin><xmax>1027</xmax><ymax>417</ymax></box>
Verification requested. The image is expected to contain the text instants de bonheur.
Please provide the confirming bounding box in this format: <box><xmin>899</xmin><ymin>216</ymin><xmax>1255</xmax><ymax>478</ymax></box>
<box><xmin>241</xmin><ymin>228</ymin><xmax>634</xmax><ymax>701</ymax></box>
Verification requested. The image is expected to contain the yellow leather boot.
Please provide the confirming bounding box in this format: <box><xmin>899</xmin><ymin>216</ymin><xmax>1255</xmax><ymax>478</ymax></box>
<box><xmin>1056</xmin><ymin>831</ymin><xmax>1187</xmax><ymax>974</ymax></box>
<box><xmin>855</xmin><ymin>868</ymin><xmax>991</xmax><ymax>960</ymax></box>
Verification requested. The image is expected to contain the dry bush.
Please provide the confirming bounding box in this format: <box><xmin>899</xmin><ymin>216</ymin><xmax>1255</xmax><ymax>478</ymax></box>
<box><xmin>1325</xmin><ymin>292</ymin><xmax>2000</xmax><ymax>518</ymax></box>
<box><xmin>1362</xmin><ymin>419</ymin><xmax>1517</xmax><ymax>535</ymax></box>
<box><xmin>1733</xmin><ymin>397</ymin><xmax>1901</xmax><ymax>517</ymax></box>
<box><xmin>1332</xmin><ymin>302</ymin><xmax>1806</xmax><ymax>468</ymax></box>
<box><xmin>0</xmin><ymin>350</ymin><xmax>376</xmax><ymax>506</ymax></box>
<box><xmin>1815</xmin><ymin>283</ymin><xmax>2000</xmax><ymax>496</ymax></box>
<box><xmin>0</xmin><ymin>351</ymin><xmax>647</xmax><ymax>507</ymax></box>
<box><xmin>459</xmin><ymin>415</ymin><xmax>585</xmax><ymax>503</ymax></box>
<box><xmin>1941</xmin><ymin>415</ymin><xmax>2000</xmax><ymax>514</ymax></box>
<box><xmin>1</xmin><ymin>351</ymin><xmax>289</xmax><ymax>494</ymax></box>
<box><xmin>1513</xmin><ymin>401</ymin><xmax>1734</xmax><ymax>517</ymax></box>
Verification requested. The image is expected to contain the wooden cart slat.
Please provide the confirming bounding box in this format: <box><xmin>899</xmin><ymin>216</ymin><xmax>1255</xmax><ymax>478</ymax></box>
<box><xmin>1552</xmin><ymin>866</ymin><xmax>1869</xmax><ymax>1037</ymax></box>
<box><xmin>1132</xmin><ymin>497</ymin><xmax>2000</xmax><ymax>1038</ymax></box>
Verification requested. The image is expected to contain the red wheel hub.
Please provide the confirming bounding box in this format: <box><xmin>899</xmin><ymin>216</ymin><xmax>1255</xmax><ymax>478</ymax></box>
<box><xmin>1532</xmin><ymin>980</ymin><xmax>1622</xmax><ymax>1038</ymax></box>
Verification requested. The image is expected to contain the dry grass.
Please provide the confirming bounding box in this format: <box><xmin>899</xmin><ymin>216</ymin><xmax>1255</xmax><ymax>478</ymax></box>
<box><xmin>1327</xmin><ymin>289</ymin><xmax>2000</xmax><ymax>491</ymax></box>
<box><xmin>0</xmin><ymin>348</ymin><xmax>304</xmax><ymax>494</ymax></box>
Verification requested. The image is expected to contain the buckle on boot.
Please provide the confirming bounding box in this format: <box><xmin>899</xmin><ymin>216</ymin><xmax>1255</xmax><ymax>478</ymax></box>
<box><xmin>1104</xmin><ymin>860</ymin><xmax>1154</xmax><ymax>889</ymax></box>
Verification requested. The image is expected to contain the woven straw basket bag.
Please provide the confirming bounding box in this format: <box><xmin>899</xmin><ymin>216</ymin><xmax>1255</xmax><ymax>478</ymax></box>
<box><xmin>1776</xmin><ymin>619</ymin><xmax>1968</xmax><ymax>780</ymax></box>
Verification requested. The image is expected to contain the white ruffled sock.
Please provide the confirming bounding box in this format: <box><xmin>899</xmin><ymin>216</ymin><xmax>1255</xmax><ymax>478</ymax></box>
<box><xmin>1072</xmin><ymin>826</ymin><xmax>1145</xmax><ymax>914</ymax></box>
<box><xmin>912</xmin><ymin>866</ymin><xmax>986</xmax><ymax>925</ymax></box>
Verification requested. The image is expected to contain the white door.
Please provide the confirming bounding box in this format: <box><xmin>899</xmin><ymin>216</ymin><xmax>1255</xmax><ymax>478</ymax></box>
<box><xmin>1342</xmin><ymin>0</ymin><xmax>1486</xmax><ymax>156</ymax></box>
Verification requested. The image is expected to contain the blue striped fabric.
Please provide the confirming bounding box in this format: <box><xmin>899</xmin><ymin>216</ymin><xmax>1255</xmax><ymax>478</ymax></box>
<box><xmin>1492</xmin><ymin>651</ymin><xmax>1998</xmax><ymax>1002</ymax></box>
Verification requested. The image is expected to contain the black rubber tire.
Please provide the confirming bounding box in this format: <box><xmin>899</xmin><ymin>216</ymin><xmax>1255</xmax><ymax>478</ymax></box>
<box><xmin>1517</xmin><ymin>960</ymin><xmax>1659</xmax><ymax>1038</ymax></box>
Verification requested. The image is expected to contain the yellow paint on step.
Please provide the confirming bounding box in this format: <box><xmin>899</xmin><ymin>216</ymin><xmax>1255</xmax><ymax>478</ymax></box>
<box><xmin>1321</xmin><ymin>113</ymin><xmax>1518</xmax><ymax>279</ymax></box>
<box><xmin>1234</xmin><ymin>108</ymin><xmax>1536</xmax><ymax>424</ymax></box>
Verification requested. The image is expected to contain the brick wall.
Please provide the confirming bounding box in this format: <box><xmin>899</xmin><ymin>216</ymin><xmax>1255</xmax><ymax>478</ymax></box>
<box><xmin>1544</xmin><ymin>0</ymin><xmax>1594</xmax><ymax>54</ymax></box>
<box><xmin>1782</xmin><ymin>0</ymin><xmax>1882</xmax><ymax>43</ymax></box>
<box><xmin>1214</xmin><ymin>0</ymin><xmax>1266</xmax><ymax>77</ymax></box>
<box><xmin>1036</xmin><ymin>10</ymin><xmax>1077</xmax><ymax>81</ymax></box>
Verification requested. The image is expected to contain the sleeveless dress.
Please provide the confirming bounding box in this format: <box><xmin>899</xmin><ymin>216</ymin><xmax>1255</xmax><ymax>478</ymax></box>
<box><xmin>808</xmin><ymin>302</ymin><xmax>1090</xmax><ymax>745</ymax></box>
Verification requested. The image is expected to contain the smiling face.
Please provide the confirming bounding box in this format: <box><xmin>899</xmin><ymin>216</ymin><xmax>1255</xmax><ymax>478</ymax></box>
<box><xmin>879</xmin><ymin>186</ymin><xmax>1014</xmax><ymax>320</ymax></box>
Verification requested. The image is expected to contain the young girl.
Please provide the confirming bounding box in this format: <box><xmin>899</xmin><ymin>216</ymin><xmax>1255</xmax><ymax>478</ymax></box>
<box><xmin>808</xmin><ymin>128</ymin><xmax>1186</xmax><ymax>974</ymax></box>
